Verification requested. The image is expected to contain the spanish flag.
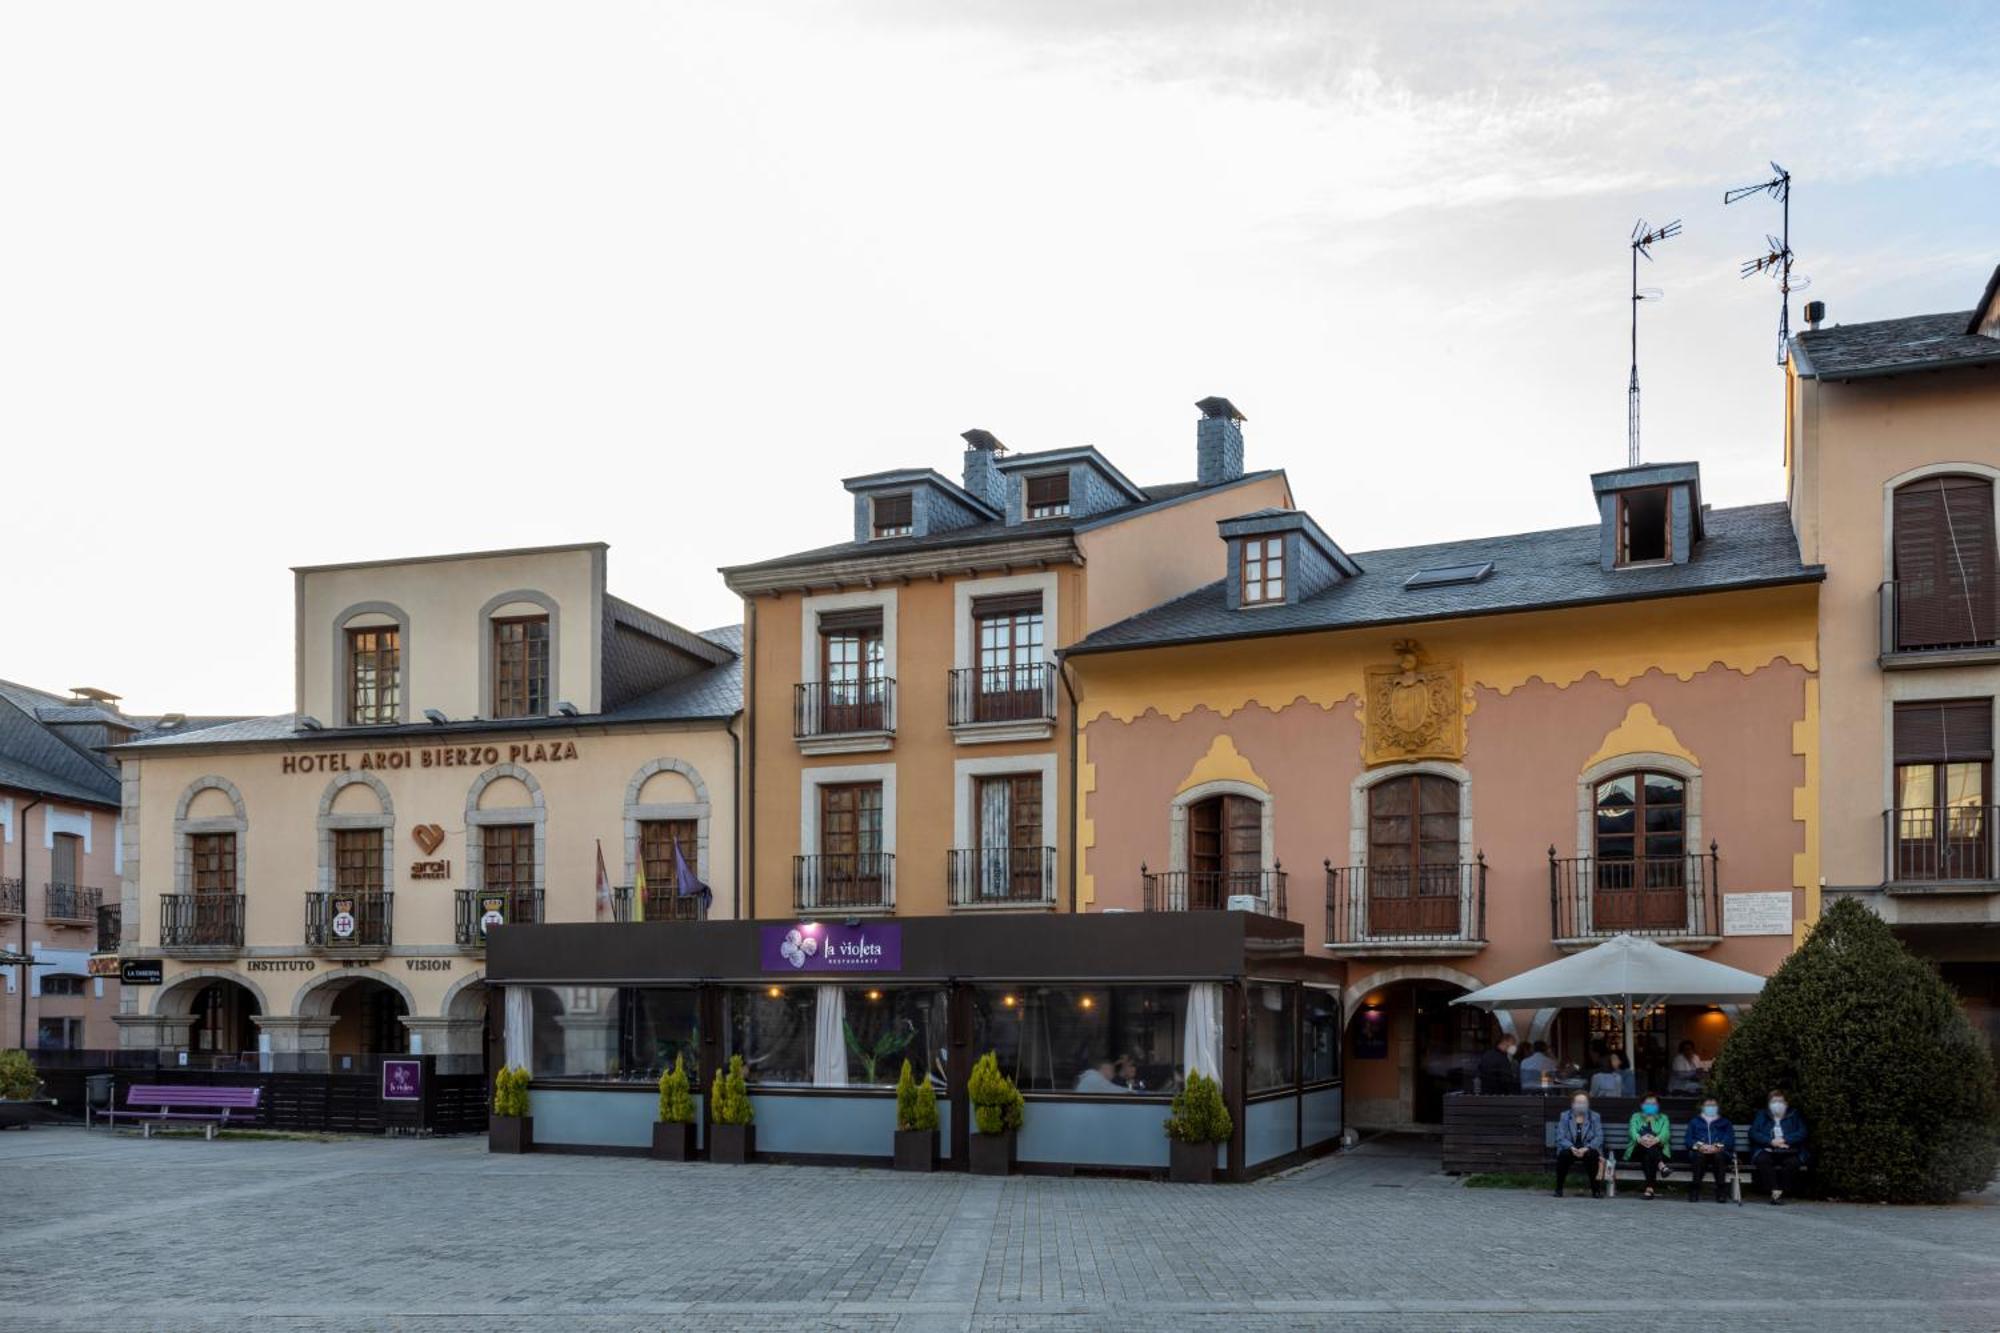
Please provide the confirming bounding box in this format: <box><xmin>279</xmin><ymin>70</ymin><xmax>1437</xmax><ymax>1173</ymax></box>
<box><xmin>632</xmin><ymin>855</ymin><xmax>647</xmax><ymax>923</ymax></box>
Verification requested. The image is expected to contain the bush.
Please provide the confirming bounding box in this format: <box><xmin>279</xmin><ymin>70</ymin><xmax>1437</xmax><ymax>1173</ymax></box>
<box><xmin>895</xmin><ymin>1059</ymin><xmax>939</xmax><ymax>1133</ymax></box>
<box><xmin>967</xmin><ymin>1051</ymin><xmax>1023</xmax><ymax>1136</ymax></box>
<box><xmin>0</xmin><ymin>1050</ymin><xmax>39</xmax><ymax>1101</ymax></box>
<box><xmin>657</xmin><ymin>1054</ymin><xmax>695</xmax><ymax>1125</ymax></box>
<box><xmin>492</xmin><ymin>1065</ymin><xmax>530</xmax><ymax>1118</ymax></box>
<box><xmin>1164</xmin><ymin>1070</ymin><xmax>1232</xmax><ymax>1144</ymax></box>
<box><xmin>1709</xmin><ymin>897</ymin><xmax>2000</xmax><ymax>1203</ymax></box>
<box><xmin>710</xmin><ymin>1054</ymin><xmax>754</xmax><ymax>1126</ymax></box>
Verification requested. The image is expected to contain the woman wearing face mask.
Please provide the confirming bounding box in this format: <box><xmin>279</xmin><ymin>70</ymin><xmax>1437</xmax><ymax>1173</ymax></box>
<box><xmin>1586</xmin><ymin>1051</ymin><xmax>1627</xmax><ymax>1100</ymax></box>
<box><xmin>1623</xmin><ymin>1096</ymin><xmax>1672</xmax><ymax>1199</ymax></box>
<box><xmin>1749</xmin><ymin>1089</ymin><xmax>1808</xmax><ymax>1205</ymax></box>
<box><xmin>1552</xmin><ymin>1093</ymin><xmax>1604</xmax><ymax>1198</ymax></box>
<box><xmin>1682</xmin><ymin>1096</ymin><xmax>1735</xmax><ymax>1203</ymax></box>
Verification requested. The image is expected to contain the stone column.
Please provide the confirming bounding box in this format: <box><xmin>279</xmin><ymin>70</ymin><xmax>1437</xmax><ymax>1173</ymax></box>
<box><xmin>400</xmin><ymin>1016</ymin><xmax>486</xmax><ymax>1057</ymax></box>
<box><xmin>253</xmin><ymin>1015</ymin><xmax>337</xmax><ymax>1072</ymax></box>
<box><xmin>114</xmin><ymin>1011</ymin><xmax>192</xmax><ymax>1055</ymax></box>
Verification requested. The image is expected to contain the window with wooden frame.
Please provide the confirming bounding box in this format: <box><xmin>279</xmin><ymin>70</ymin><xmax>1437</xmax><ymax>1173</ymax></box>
<box><xmin>1616</xmin><ymin>488</ymin><xmax>1672</xmax><ymax>566</ymax></box>
<box><xmin>972</xmin><ymin>591</ymin><xmax>1045</xmax><ymax>719</ymax></box>
<box><xmin>975</xmin><ymin>773</ymin><xmax>1044</xmax><ymax>899</ymax></box>
<box><xmin>639</xmin><ymin>818</ymin><xmax>700</xmax><ymax>917</ymax></box>
<box><xmin>817</xmin><ymin>782</ymin><xmax>886</xmax><ymax>904</ymax></box>
<box><xmin>1892</xmin><ymin>699</ymin><xmax>1993</xmax><ymax>881</ymax></box>
<box><xmin>1892</xmin><ymin>474</ymin><xmax>1998</xmax><ymax>651</ymax></box>
<box><xmin>1186</xmin><ymin>793</ymin><xmax>1263</xmax><ymax>907</ymax></box>
<box><xmin>333</xmin><ymin>828</ymin><xmax>385</xmax><ymax>895</ymax></box>
<box><xmin>1240</xmin><ymin>536</ymin><xmax>1286</xmax><ymax>605</ymax></box>
<box><xmin>491</xmin><ymin>615</ymin><xmax>550</xmax><ymax>718</ymax></box>
<box><xmin>51</xmin><ymin>832</ymin><xmax>80</xmax><ymax>889</ymax></box>
<box><xmin>346</xmin><ymin>626</ymin><xmax>400</xmax><ymax>725</ymax></box>
<box><xmin>40</xmin><ymin>974</ymin><xmax>85</xmax><ymax>998</ymax></box>
<box><xmin>817</xmin><ymin>608</ymin><xmax>886</xmax><ymax>730</ymax></box>
<box><xmin>191</xmin><ymin>832</ymin><xmax>237</xmax><ymax>895</ymax></box>
<box><xmin>481</xmin><ymin>824</ymin><xmax>536</xmax><ymax>894</ymax></box>
<box><xmin>871</xmin><ymin>492</ymin><xmax>913</xmax><ymax>538</ymax></box>
<box><xmin>1025</xmin><ymin>473</ymin><xmax>1070</xmax><ymax>519</ymax></box>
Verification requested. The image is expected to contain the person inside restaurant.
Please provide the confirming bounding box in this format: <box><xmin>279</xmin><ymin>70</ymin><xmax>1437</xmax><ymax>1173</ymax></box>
<box><xmin>1519</xmin><ymin>1040</ymin><xmax>1558</xmax><ymax>1088</ymax></box>
<box><xmin>1587</xmin><ymin>1050</ymin><xmax>1630</xmax><ymax>1100</ymax></box>
<box><xmin>1683</xmin><ymin>1095</ymin><xmax>1735</xmax><ymax>1203</ymax></box>
<box><xmin>1750</xmin><ymin>1089</ymin><xmax>1809</xmax><ymax>1205</ymax></box>
<box><xmin>1624</xmin><ymin>1095</ymin><xmax>1673</xmax><ymax>1199</ymax></box>
<box><xmin>1551</xmin><ymin>1093</ymin><xmax>1604</xmax><ymax>1198</ymax></box>
<box><xmin>1668</xmin><ymin>1039</ymin><xmax>1711</xmax><ymax>1094</ymax></box>
<box><xmin>1475</xmin><ymin>1035</ymin><xmax>1520</xmax><ymax>1094</ymax></box>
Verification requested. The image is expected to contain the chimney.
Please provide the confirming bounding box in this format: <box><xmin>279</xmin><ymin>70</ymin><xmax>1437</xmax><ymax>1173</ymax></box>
<box><xmin>1804</xmin><ymin>300</ymin><xmax>1825</xmax><ymax>330</ymax></box>
<box><xmin>960</xmin><ymin>429</ymin><xmax>1008</xmax><ymax>512</ymax></box>
<box><xmin>1195</xmin><ymin>397</ymin><xmax>1245</xmax><ymax>487</ymax></box>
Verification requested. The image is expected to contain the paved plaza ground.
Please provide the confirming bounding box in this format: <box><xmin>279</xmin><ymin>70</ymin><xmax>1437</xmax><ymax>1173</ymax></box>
<box><xmin>1</xmin><ymin>1128</ymin><xmax>1996</xmax><ymax>1331</ymax></box>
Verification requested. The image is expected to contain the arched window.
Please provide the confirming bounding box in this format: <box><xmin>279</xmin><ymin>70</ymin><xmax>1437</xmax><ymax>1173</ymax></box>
<box><xmin>1366</xmin><ymin>774</ymin><xmax>1462</xmax><ymax>934</ymax></box>
<box><xmin>1592</xmin><ymin>770</ymin><xmax>1687</xmax><ymax>928</ymax></box>
<box><xmin>1892</xmin><ymin>473</ymin><xmax>1997</xmax><ymax>651</ymax></box>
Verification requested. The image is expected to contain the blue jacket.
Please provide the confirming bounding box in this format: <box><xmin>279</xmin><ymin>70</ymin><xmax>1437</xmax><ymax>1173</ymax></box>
<box><xmin>1548</xmin><ymin>1109</ymin><xmax>1604</xmax><ymax>1154</ymax></box>
<box><xmin>1682</xmin><ymin>1114</ymin><xmax>1736</xmax><ymax>1158</ymax></box>
<box><xmin>1749</xmin><ymin>1108</ymin><xmax>1808</xmax><ymax>1161</ymax></box>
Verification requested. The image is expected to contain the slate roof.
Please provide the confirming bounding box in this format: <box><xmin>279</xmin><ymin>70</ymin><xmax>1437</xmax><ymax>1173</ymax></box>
<box><xmin>0</xmin><ymin>691</ymin><xmax>121</xmax><ymax>806</ymax></box>
<box><xmin>722</xmin><ymin>472</ymin><xmax>1279</xmax><ymax>577</ymax></box>
<box><xmin>1064</xmin><ymin>501</ymin><xmax>1820</xmax><ymax>656</ymax></box>
<box><xmin>1792</xmin><ymin>310</ymin><xmax>2000</xmax><ymax>380</ymax></box>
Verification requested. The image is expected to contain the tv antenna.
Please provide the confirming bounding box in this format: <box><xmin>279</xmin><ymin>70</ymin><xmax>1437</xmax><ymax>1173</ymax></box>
<box><xmin>1628</xmin><ymin>218</ymin><xmax>1680</xmax><ymax>467</ymax></box>
<box><xmin>1724</xmin><ymin>162</ymin><xmax>1795</xmax><ymax>363</ymax></box>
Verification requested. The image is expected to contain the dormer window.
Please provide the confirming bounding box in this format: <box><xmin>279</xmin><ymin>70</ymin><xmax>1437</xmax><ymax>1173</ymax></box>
<box><xmin>872</xmin><ymin>493</ymin><xmax>913</xmax><ymax>539</ymax></box>
<box><xmin>1617</xmin><ymin>487</ymin><xmax>1672</xmax><ymax>566</ymax></box>
<box><xmin>1241</xmin><ymin>536</ymin><xmax>1285</xmax><ymax>605</ymax></box>
<box><xmin>1026</xmin><ymin>473</ymin><xmax>1070</xmax><ymax>519</ymax></box>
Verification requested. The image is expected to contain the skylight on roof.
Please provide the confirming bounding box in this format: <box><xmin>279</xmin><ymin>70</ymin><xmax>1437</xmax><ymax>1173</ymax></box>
<box><xmin>1403</xmin><ymin>561</ymin><xmax>1494</xmax><ymax>590</ymax></box>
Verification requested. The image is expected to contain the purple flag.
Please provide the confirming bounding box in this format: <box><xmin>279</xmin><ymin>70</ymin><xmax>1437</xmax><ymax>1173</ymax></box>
<box><xmin>672</xmin><ymin>841</ymin><xmax>712</xmax><ymax>911</ymax></box>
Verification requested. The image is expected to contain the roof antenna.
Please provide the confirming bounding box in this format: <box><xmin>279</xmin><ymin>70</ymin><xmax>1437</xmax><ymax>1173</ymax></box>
<box><xmin>1725</xmin><ymin>163</ymin><xmax>1803</xmax><ymax>364</ymax></box>
<box><xmin>1628</xmin><ymin>218</ymin><xmax>1680</xmax><ymax>467</ymax></box>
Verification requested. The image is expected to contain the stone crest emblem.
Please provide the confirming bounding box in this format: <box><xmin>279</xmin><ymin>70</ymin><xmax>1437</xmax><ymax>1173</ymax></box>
<box><xmin>1362</xmin><ymin>640</ymin><xmax>1464</xmax><ymax>766</ymax></box>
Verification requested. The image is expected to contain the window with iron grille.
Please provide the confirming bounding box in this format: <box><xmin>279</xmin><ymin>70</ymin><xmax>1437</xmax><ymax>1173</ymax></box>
<box><xmin>347</xmin><ymin>626</ymin><xmax>401</xmax><ymax>725</ymax></box>
<box><xmin>491</xmin><ymin>616</ymin><xmax>549</xmax><ymax>718</ymax></box>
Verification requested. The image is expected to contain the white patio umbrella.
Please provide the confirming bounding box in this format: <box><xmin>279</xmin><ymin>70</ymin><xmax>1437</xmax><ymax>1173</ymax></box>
<box><xmin>1452</xmin><ymin>934</ymin><xmax>1768</xmax><ymax>1078</ymax></box>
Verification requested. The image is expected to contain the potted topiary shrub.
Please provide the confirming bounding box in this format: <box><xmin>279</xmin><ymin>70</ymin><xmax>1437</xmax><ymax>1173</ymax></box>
<box><xmin>966</xmin><ymin>1051</ymin><xmax>1023</xmax><ymax>1176</ymax></box>
<box><xmin>488</xmin><ymin>1065</ymin><xmax>532</xmax><ymax>1154</ymax></box>
<box><xmin>652</xmin><ymin>1054</ymin><xmax>698</xmax><ymax>1161</ymax></box>
<box><xmin>893</xmin><ymin>1059</ymin><xmax>940</xmax><ymax>1172</ymax></box>
<box><xmin>1163</xmin><ymin>1070</ymin><xmax>1232</xmax><ymax>1183</ymax></box>
<box><xmin>708</xmin><ymin>1054</ymin><xmax>756</xmax><ymax>1164</ymax></box>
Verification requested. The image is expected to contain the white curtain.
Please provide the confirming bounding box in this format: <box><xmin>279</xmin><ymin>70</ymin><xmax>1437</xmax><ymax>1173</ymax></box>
<box><xmin>504</xmin><ymin>986</ymin><xmax>532</xmax><ymax>1073</ymax></box>
<box><xmin>813</xmin><ymin>984</ymin><xmax>848</xmax><ymax>1087</ymax></box>
<box><xmin>1185</xmin><ymin>982</ymin><xmax>1223</xmax><ymax>1080</ymax></box>
<box><xmin>978</xmin><ymin>780</ymin><xmax>1011</xmax><ymax>897</ymax></box>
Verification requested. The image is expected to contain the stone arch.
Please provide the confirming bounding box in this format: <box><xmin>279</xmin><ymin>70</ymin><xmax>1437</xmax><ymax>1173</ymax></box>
<box><xmin>317</xmin><ymin>772</ymin><xmax>396</xmax><ymax>894</ymax></box>
<box><xmin>1341</xmin><ymin>962</ymin><xmax>1487</xmax><ymax>1026</ymax></box>
<box><xmin>476</xmin><ymin>588</ymin><xmax>561</xmax><ymax>715</ymax></box>
<box><xmin>623</xmin><ymin>757</ymin><xmax>713</xmax><ymax>886</ymax></box>
<box><xmin>174</xmin><ymin>776</ymin><xmax>248</xmax><ymax>897</ymax></box>
<box><xmin>293</xmin><ymin>967</ymin><xmax>419</xmax><ymax>1019</ymax></box>
<box><xmin>465</xmin><ymin>763</ymin><xmax>546</xmax><ymax>894</ymax></box>
<box><xmin>175</xmin><ymin>776</ymin><xmax>245</xmax><ymax>824</ymax></box>
<box><xmin>331</xmin><ymin>600</ymin><xmax>411</xmax><ymax>725</ymax></box>
<box><xmin>441</xmin><ymin>968</ymin><xmax>487</xmax><ymax>1021</ymax></box>
<box><xmin>152</xmin><ymin>967</ymin><xmax>268</xmax><ymax>1018</ymax></box>
<box><xmin>1348</xmin><ymin>760</ymin><xmax>1474</xmax><ymax>869</ymax></box>
<box><xmin>1166</xmin><ymin>778</ymin><xmax>1276</xmax><ymax>875</ymax></box>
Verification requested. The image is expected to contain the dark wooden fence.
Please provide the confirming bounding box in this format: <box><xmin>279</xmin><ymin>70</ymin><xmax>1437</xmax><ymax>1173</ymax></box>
<box><xmin>32</xmin><ymin>1057</ymin><xmax>487</xmax><ymax>1136</ymax></box>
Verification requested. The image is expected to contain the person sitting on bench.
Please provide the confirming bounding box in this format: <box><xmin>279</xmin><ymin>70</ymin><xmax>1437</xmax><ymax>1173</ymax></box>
<box><xmin>1749</xmin><ymin>1089</ymin><xmax>1808</xmax><ymax>1205</ymax></box>
<box><xmin>1553</xmin><ymin>1093</ymin><xmax>1604</xmax><ymax>1198</ymax></box>
<box><xmin>1624</xmin><ymin>1096</ymin><xmax>1672</xmax><ymax>1199</ymax></box>
<box><xmin>1683</xmin><ymin>1096</ymin><xmax>1735</xmax><ymax>1203</ymax></box>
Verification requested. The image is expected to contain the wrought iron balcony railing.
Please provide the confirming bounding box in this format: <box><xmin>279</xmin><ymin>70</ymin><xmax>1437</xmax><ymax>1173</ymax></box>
<box><xmin>1549</xmin><ymin>844</ymin><xmax>1720</xmax><ymax>941</ymax></box>
<box><xmin>1884</xmin><ymin>805</ymin><xmax>1997</xmax><ymax>885</ymax></box>
<box><xmin>0</xmin><ymin>877</ymin><xmax>23</xmax><ymax>917</ymax></box>
<box><xmin>304</xmin><ymin>891</ymin><xmax>394</xmax><ymax>951</ymax></box>
<box><xmin>947</xmin><ymin>846</ymin><xmax>1057</xmax><ymax>907</ymax></box>
<box><xmin>794</xmin><ymin>678</ymin><xmax>896</xmax><ymax>738</ymax></box>
<box><xmin>1140</xmin><ymin>865</ymin><xmax>1287</xmax><ymax>916</ymax></box>
<box><xmin>455</xmin><ymin>887</ymin><xmax>545</xmax><ymax>948</ymax></box>
<box><xmin>160</xmin><ymin>893</ymin><xmax>246</xmax><ymax>952</ymax></box>
<box><xmin>947</xmin><ymin>664</ymin><xmax>1058</xmax><ymax>728</ymax></box>
<box><xmin>793</xmin><ymin>852</ymin><xmax>895</xmax><ymax>913</ymax></box>
<box><xmin>612</xmin><ymin>884</ymin><xmax>708</xmax><ymax>923</ymax></box>
<box><xmin>95</xmin><ymin>903</ymin><xmax>121</xmax><ymax>954</ymax></box>
<box><xmin>1325</xmin><ymin>857</ymin><xmax>1486</xmax><ymax>947</ymax></box>
<box><xmin>45</xmin><ymin>882</ymin><xmax>102</xmax><ymax>924</ymax></box>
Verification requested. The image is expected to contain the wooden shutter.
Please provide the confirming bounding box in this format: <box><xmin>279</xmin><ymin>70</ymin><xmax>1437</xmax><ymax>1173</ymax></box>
<box><xmin>1895</xmin><ymin>475</ymin><xmax>1997</xmax><ymax>648</ymax></box>
<box><xmin>1223</xmin><ymin>795</ymin><xmax>1262</xmax><ymax>877</ymax></box>
<box><xmin>817</xmin><ymin>607</ymin><xmax>884</xmax><ymax>633</ymax></box>
<box><xmin>1894</xmin><ymin>699</ymin><xmax>1995</xmax><ymax>764</ymax></box>
<box><xmin>872</xmin><ymin>493</ymin><xmax>912</xmax><ymax>532</ymax></box>
<box><xmin>1026</xmin><ymin>474</ymin><xmax>1069</xmax><ymax>510</ymax></box>
<box><xmin>971</xmin><ymin>591</ymin><xmax>1043</xmax><ymax>618</ymax></box>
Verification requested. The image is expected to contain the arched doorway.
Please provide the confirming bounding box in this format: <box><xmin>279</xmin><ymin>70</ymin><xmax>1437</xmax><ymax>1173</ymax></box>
<box><xmin>188</xmin><ymin>980</ymin><xmax>262</xmax><ymax>1062</ymax></box>
<box><xmin>1342</xmin><ymin>969</ymin><xmax>1495</xmax><ymax>1131</ymax></box>
<box><xmin>298</xmin><ymin>973</ymin><xmax>412</xmax><ymax>1069</ymax></box>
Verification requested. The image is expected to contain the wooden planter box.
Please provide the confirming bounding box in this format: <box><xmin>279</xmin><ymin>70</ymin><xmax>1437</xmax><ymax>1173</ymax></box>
<box><xmin>1169</xmin><ymin>1138</ymin><xmax>1219</xmax><ymax>1184</ymax></box>
<box><xmin>893</xmin><ymin>1128</ymin><xmax>939</xmax><ymax>1172</ymax></box>
<box><xmin>488</xmin><ymin>1115</ymin><xmax>532</xmax><ymax>1154</ymax></box>
<box><xmin>709</xmin><ymin>1123</ymin><xmax>755</xmax><ymax>1164</ymax></box>
<box><xmin>968</xmin><ymin>1130</ymin><xmax>1016</xmax><ymax>1176</ymax></box>
<box><xmin>652</xmin><ymin>1121</ymin><xmax>697</xmax><ymax>1161</ymax></box>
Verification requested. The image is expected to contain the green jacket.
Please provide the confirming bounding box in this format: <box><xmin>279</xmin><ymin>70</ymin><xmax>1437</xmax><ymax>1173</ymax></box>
<box><xmin>1625</xmin><ymin>1110</ymin><xmax>1671</xmax><ymax>1158</ymax></box>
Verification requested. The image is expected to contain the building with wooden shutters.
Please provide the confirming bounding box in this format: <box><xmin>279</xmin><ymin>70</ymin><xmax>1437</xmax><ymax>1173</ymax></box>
<box><xmin>1789</xmin><ymin>264</ymin><xmax>2000</xmax><ymax>1056</ymax></box>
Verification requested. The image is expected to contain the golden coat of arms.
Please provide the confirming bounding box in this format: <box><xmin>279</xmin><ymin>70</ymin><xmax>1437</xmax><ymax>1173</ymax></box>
<box><xmin>1362</xmin><ymin>640</ymin><xmax>1465</xmax><ymax>765</ymax></box>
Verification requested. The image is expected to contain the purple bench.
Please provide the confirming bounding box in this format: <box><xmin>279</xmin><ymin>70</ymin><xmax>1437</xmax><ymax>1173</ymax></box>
<box><xmin>105</xmin><ymin>1084</ymin><xmax>262</xmax><ymax>1139</ymax></box>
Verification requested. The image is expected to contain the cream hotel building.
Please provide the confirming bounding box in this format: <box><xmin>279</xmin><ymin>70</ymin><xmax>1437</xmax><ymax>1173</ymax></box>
<box><xmin>114</xmin><ymin>543</ymin><xmax>741</xmax><ymax>1067</ymax></box>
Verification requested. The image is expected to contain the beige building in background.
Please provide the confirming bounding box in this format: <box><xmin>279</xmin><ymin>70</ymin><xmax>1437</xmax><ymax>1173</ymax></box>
<box><xmin>1789</xmin><ymin>266</ymin><xmax>2000</xmax><ymax>1055</ymax></box>
<box><xmin>114</xmin><ymin>543</ymin><xmax>742</xmax><ymax>1067</ymax></box>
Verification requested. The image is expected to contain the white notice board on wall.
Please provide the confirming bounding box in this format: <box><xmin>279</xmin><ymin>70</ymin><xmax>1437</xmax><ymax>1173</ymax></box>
<box><xmin>1723</xmin><ymin>892</ymin><xmax>1793</xmax><ymax>937</ymax></box>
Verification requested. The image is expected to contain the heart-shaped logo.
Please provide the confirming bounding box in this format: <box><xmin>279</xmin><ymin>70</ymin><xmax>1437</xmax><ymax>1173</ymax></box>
<box><xmin>412</xmin><ymin>823</ymin><xmax>446</xmax><ymax>855</ymax></box>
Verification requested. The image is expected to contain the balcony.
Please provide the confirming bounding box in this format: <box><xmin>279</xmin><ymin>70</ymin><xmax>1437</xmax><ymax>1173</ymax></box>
<box><xmin>1883</xmin><ymin>806</ymin><xmax>1999</xmax><ymax>891</ymax></box>
<box><xmin>160</xmin><ymin>893</ymin><xmax>245</xmax><ymax>957</ymax></box>
<box><xmin>0</xmin><ymin>877</ymin><xmax>21</xmax><ymax>917</ymax></box>
<box><xmin>305</xmin><ymin>891</ymin><xmax>394</xmax><ymax>959</ymax></box>
<box><xmin>947</xmin><ymin>665</ymin><xmax>1058</xmax><ymax>743</ymax></box>
<box><xmin>1140</xmin><ymin>865</ymin><xmax>1287</xmax><ymax>917</ymax></box>
<box><xmin>793</xmin><ymin>853</ymin><xmax>895</xmax><ymax>915</ymax></box>
<box><xmin>1879</xmin><ymin>580</ymin><xmax>2000</xmax><ymax>669</ymax></box>
<box><xmin>947</xmin><ymin>846</ymin><xmax>1058</xmax><ymax>909</ymax></box>
<box><xmin>1325</xmin><ymin>858</ymin><xmax>1487</xmax><ymax>957</ymax></box>
<box><xmin>455</xmin><ymin>887</ymin><xmax>546</xmax><ymax>950</ymax></box>
<box><xmin>793</xmin><ymin>678</ymin><xmax>896</xmax><ymax>754</ymax></box>
<box><xmin>45</xmin><ymin>883</ymin><xmax>103</xmax><ymax>926</ymax></box>
<box><xmin>612</xmin><ymin>884</ymin><xmax>708</xmax><ymax>923</ymax></box>
<box><xmin>1550</xmin><ymin>844</ymin><xmax>1721</xmax><ymax>949</ymax></box>
<box><xmin>94</xmin><ymin>904</ymin><xmax>121</xmax><ymax>955</ymax></box>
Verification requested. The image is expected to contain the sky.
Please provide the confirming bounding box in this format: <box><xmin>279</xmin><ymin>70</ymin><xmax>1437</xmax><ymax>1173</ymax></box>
<box><xmin>3</xmin><ymin>2</ymin><xmax>1997</xmax><ymax>715</ymax></box>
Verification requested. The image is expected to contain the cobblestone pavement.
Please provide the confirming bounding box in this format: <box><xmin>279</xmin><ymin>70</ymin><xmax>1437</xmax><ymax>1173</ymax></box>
<box><xmin>2</xmin><ymin>1129</ymin><xmax>1996</xmax><ymax>1331</ymax></box>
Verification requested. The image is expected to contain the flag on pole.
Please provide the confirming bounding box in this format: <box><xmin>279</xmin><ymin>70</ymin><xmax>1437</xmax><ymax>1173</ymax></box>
<box><xmin>594</xmin><ymin>840</ymin><xmax>613</xmax><ymax>922</ymax></box>
<box><xmin>633</xmin><ymin>852</ymin><xmax>648</xmax><ymax>923</ymax></box>
<box><xmin>672</xmin><ymin>840</ymin><xmax>713</xmax><ymax>915</ymax></box>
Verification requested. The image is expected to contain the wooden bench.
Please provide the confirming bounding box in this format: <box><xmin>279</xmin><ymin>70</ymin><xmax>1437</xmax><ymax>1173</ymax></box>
<box><xmin>104</xmin><ymin>1084</ymin><xmax>262</xmax><ymax>1139</ymax></box>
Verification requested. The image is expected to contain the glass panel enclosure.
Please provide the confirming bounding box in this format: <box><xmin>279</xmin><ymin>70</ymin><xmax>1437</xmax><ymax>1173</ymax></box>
<box><xmin>1302</xmin><ymin>988</ymin><xmax>1340</xmax><ymax>1085</ymax></box>
<box><xmin>1247</xmin><ymin>982</ymin><xmax>1296</xmax><ymax>1093</ymax></box>
<box><xmin>834</xmin><ymin>986</ymin><xmax>948</xmax><ymax>1087</ymax></box>
<box><xmin>971</xmin><ymin>984</ymin><xmax>1188</xmax><ymax>1094</ymax></box>
<box><xmin>522</xmin><ymin>985</ymin><xmax>699</xmax><ymax>1081</ymax></box>
<box><xmin>724</xmin><ymin>985</ymin><xmax>818</xmax><ymax>1085</ymax></box>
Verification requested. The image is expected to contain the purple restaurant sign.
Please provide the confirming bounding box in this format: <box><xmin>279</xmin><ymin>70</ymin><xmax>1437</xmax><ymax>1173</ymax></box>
<box><xmin>760</xmin><ymin>922</ymin><xmax>902</xmax><ymax>973</ymax></box>
<box><xmin>381</xmin><ymin>1058</ymin><xmax>423</xmax><ymax>1102</ymax></box>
